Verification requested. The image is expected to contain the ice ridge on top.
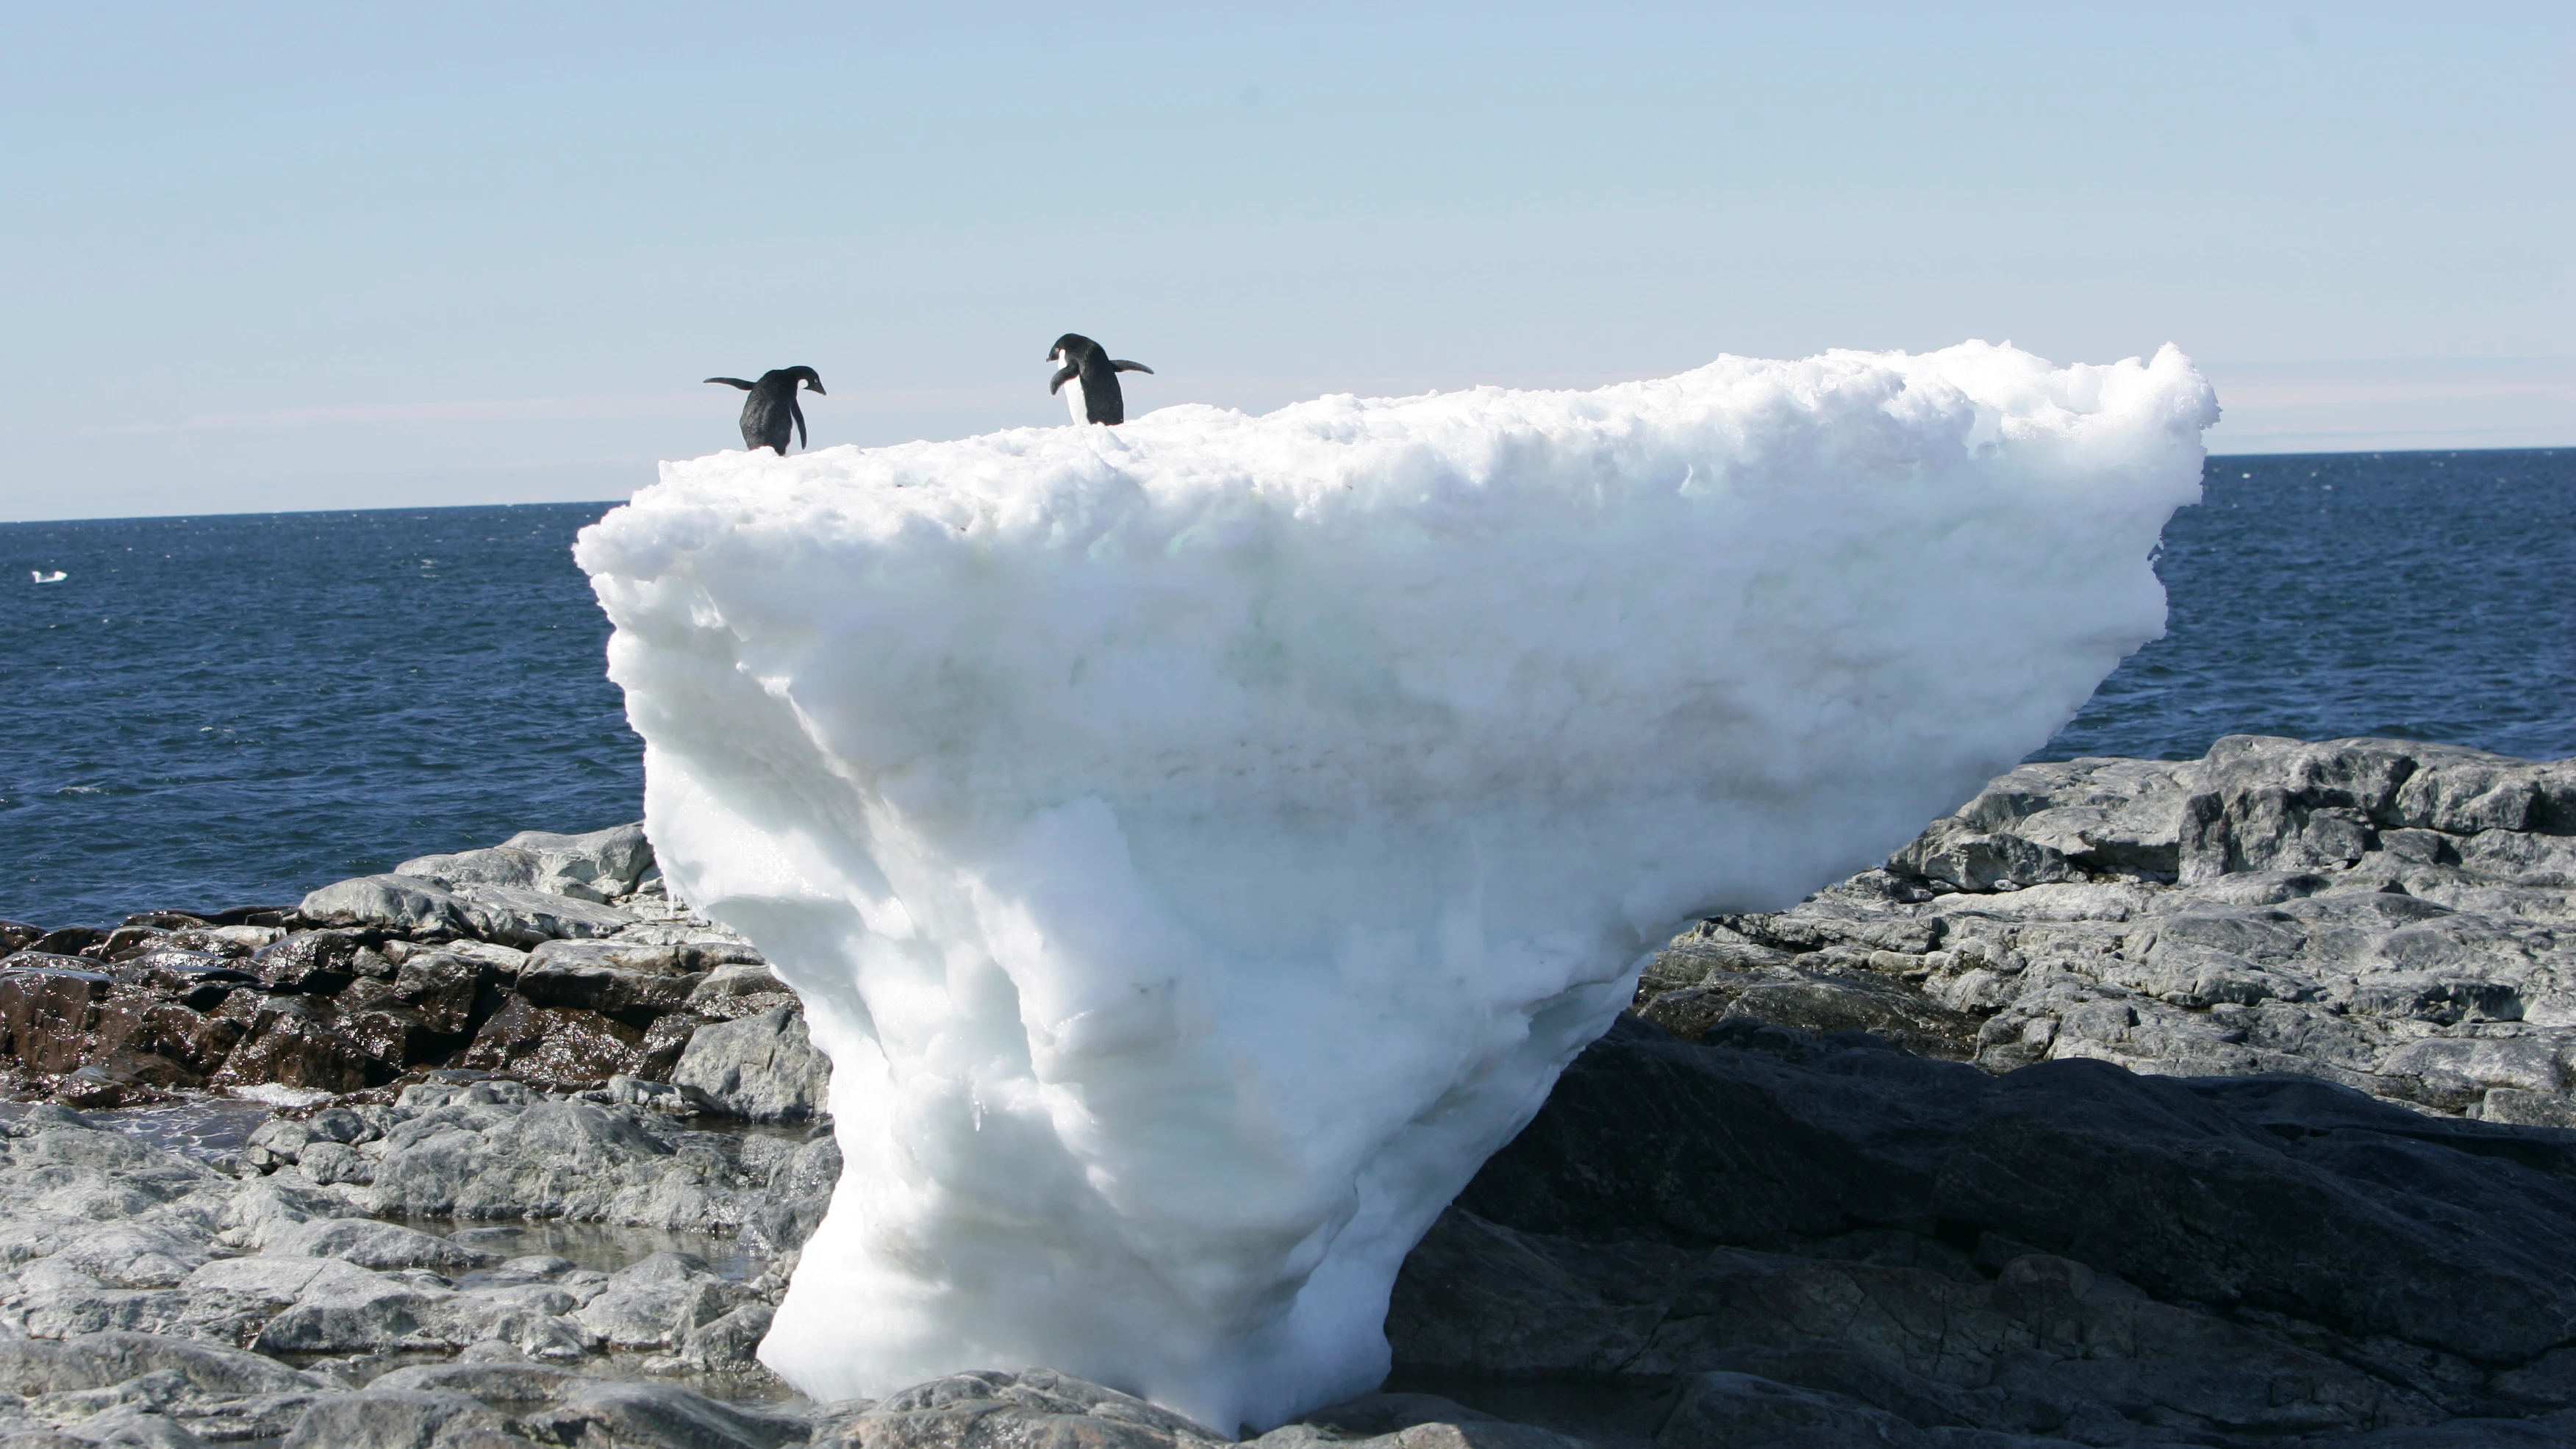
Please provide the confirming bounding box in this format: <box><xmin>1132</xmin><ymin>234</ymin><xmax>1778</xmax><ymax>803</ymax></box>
<box><xmin>574</xmin><ymin>341</ymin><xmax>2218</xmax><ymax>1431</ymax></box>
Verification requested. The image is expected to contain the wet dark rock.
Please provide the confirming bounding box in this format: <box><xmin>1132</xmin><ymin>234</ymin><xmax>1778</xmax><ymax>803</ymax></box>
<box><xmin>85</xmin><ymin>990</ymin><xmax>243</xmax><ymax>1086</ymax></box>
<box><xmin>0</xmin><ymin>920</ymin><xmax>42</xmax><ymax>954</ymax></box>
<box><xmin>98</xmin><ymin>924</ymin><xmax>171</xmax><ymax>959</ymax></box>
<box><xmin>210</xmin><ymin>998</ymin><xmax>390</xmax><ymax>1093</ymax></box>
<box><xmin>114</xmin><ymin>948</ymin><xmax>255</xmax><ymax>992</ymax></box>
<box><xmin>514</xmin><ymin>958</ymin><xmax>704</xmax><ymax>1028</ymax></box>
<box><xmin>390</xmin><ymin>952</ymin><xmax>507</xmax><ymax>1037</ymax></box>
<box><xmin>635</xmin><ymin>1015</ymin><xmax>704</xmax><ymax>1081</ymax></box>
<box><xmin>0</xmin><ymin>966</ymin><xmax>239</xmax><ymax>1100</ymax></box>
<box><xmin>526</xmin><ymin>937</ymin><xmax>766</xmax><ymax>976</ymax></box>
<box><xmin>0</xmin><ymin>966</ymin><xmax>114</xmax><ymax>1074</ymax></box>
<box><xmin>458</xmin><ymin>998</ymin><xmax>646</xmax><ymax>1091</ymax></box>
<box><xmin>29</xmin><ymin>927</ymin><xmax>102</xmax><ymax>957</ymax></box>
<box><xmin>251</xmin><ymin>931</ymin><xmax>362</xmax><ymax>994</ymax></box>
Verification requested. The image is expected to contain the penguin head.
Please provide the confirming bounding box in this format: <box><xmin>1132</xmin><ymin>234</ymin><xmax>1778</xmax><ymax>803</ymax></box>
<box><xmin>1048</xmin><ymin>334</ymin><xmax>1097</xmax><ymax>365</ymax></box>
<box><xmin>784</xmin><ymin>365</ymin><xmax>826</xmax><ymax>396</ymax></box>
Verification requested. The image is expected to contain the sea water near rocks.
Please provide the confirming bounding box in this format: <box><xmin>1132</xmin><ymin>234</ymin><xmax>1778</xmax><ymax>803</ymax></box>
<box><xmin>2</xmin><ymin>447</ymin><xmax>2570</xmax><ymax>928</ymax></box>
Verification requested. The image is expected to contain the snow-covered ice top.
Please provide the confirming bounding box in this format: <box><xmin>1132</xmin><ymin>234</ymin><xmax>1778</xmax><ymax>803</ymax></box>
<box><xmin>576</xmin><ymin>342</ymin><xmax>2217</xmax><ymax>1431</ymax></box>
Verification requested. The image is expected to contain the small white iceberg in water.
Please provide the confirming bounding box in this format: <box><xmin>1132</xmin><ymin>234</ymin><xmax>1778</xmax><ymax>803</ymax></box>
<box><xmin>576</xmin><ymin>341</ymin><xmax>2217</xmax><ymax>1431</ymax></box>
<box><xmin>29</xmin><ymin>570</ymin><xmax>65</xmax><ymax>584</ymax></box>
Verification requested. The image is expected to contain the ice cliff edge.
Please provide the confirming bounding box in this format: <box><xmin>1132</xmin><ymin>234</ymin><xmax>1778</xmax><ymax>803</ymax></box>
<box><xmin>573</xmin><ymin>342</ymin><xmax>2217</xmax><ymax>1431</ymax></box>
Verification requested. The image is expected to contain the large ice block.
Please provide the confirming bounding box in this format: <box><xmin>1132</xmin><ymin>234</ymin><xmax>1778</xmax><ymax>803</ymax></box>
<box><xmin>574</xmin><ymin>342</ymin><xmax>2217</xmax><ymax>1431</ymax></box>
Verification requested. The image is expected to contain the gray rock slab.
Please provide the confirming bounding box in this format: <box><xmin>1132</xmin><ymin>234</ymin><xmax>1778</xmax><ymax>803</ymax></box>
<box><xmin>278</xmin><ymin>1388</ymin><xmax>534</xmax><ymax>1449</ymax></box>
<box><xmin>297</xmin><ymin>876</ymin><xmax>473</xmax><ymax>937</ymax></box>
<box><xmin>453</xmin><ymin>886</ymin><xmax>637</xmax><ymax>948</ymax></box>
<box><xmin>399</xmin><ymin>823</ymin><xmax>654</xmax><ymax>903</ymax></box>
<box><xmin>1400</xmin><ymin>1014</ymin><xmax>2576</xmax><ymax>1441</ymax></box>
<box><xmin>670</xmin><ymin>1007</ymin><xmax>829</xmax><ymax>1121</ymax></box>
<box><xmin>265</xmin><ymin>1217</ymin><xmax>501</xmax><ymax>1273</ymax></box>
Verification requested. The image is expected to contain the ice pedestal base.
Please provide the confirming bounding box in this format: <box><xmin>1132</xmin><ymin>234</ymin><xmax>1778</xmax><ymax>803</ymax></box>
<box><xmin>575</xmin><ymin>342</ymin><xmax>2217</xmax><ymax>1431</ymax></box>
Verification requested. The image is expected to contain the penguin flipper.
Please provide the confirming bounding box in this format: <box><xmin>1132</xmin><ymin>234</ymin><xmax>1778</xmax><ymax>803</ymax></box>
<box><xmin>791</xmin><ymin>398</ymin><xmax>809</xmax><ymax>452</ymax></box>
<box><xmin>1050</xmin><ymin>365</ymin><xmax>1078</xmax><ymax>395</ymax></box>
<box><xmin>705</xmin><ymin>377</ymin><xmax>756</xmax><ymax>390</ymax></box>
<box><xmin>1110</xmin><ymin>361</ymin><xmax>1153</xmax><ymax>374</ymax></box>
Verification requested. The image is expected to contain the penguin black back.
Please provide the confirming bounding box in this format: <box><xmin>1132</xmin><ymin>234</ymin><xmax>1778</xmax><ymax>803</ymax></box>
<box><xmin>1047</xmin><ymin>334</ymin><xmax>1153</xmax><ymax>426</ymax></box>
<box><xmin>705</xmin><ymin>366</ymin><xmax>826</xmax><ymax>453</ymax></box>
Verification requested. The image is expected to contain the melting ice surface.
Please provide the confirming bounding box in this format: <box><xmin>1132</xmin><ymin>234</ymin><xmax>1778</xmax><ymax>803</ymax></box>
<box><xmin>575</xmin><ymin>342</ymin><xmax>2217</xmax><ymax>1431</ymax></box>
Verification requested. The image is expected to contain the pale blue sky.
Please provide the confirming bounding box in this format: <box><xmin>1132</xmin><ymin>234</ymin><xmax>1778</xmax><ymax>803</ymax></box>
<box><xmin>1</xmin><ymin>2</ymin><xmax>2567</xmax><ymax>521</ymax></box>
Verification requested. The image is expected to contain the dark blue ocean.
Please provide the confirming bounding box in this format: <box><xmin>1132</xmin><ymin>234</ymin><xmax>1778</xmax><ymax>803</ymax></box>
<box><xmin>3</xmin><ymin>448</ymin><xmax>2570</xmax><ymax>928</ymax></box>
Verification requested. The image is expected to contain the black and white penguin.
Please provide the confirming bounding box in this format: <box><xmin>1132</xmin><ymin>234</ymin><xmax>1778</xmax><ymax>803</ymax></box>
<box><xmin>704</xmin><ymin>367</ymin><xmax>826</xmax><ymax>454</ymax></box>
<box><xmin>1046</xmin><ymin>334</ymin><xmax>1153</xmax><ymax>426</ymax></box>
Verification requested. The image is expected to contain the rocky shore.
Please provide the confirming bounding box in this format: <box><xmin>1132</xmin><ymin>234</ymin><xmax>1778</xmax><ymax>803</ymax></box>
<box><xmin>1</xmin><ymin>734</ymin><xmax>2573</xmax><ymax>1447</ymax></box>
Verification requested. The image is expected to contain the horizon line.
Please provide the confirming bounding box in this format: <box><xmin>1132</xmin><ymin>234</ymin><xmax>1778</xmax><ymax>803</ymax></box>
<box><xmin>1</xmin><ymin>443</ymin><xmax>2563</xmax><ymax>530</ymax></box>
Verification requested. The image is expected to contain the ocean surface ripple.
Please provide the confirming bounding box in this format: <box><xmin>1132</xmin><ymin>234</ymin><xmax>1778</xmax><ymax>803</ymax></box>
<box><xmin>1</xmin><ymin>447</ymin><xmax>2567</xmax><ymax>926</ymax></box>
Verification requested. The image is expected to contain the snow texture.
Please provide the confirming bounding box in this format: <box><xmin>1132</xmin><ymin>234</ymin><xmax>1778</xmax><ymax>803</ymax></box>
<box><xmin>574</xmin><ymin>342</ymin><xmax>2217</xmax><ymax>1431</ymax></box>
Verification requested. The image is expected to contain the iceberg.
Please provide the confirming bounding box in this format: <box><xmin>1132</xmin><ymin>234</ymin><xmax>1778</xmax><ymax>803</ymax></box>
<box><xmin>574</xmin><ymin>342</ymin><xmax>2217</xmax><ymax>1431</ymax></box>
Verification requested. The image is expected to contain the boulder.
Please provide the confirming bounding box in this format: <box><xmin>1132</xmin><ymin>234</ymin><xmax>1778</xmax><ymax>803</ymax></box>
<box><xmin>210</xmin><ymin>998</ymin><xmax>387</xmax><ymax>1092</ymax></box>
<box><xmin>570</xmin><ymin>1251</ymin><xmax>742</xmax><ymax>1349</ymax></box>
<box><xmin>686</xmin><ymin>963</ymin><xmax>798</xmax><ymax>1022</ymax></box>
<box><xmin>501</xmin><ymin>823</ymin><xmax>655</xmax><ymax>896</ymax></box>
<box><xmin>523</xmin><ymin>1378</ymin><xmax>808</xmax><ymax>1449</ymax></box>
<box><xmin>401</xmin><ymin>823</ymin><xmax>654</xmax><ymax>903</ymax></box>
<box><xmin>512</xmin><ymin>957</ymin><xmax>703</xmax><ymax>1027</ymax></box>
<box><xmin>249</xmin><ymin>932</ymin><xmax>362</xmax><ymax>992</ymax></box>
<box><xmin>296</xmin><ymin>876</ymin><xmax>473</xmax><ymax>938</ymax></box>
<box><xmin>457</xmin><ymin>998</ymin><xmax>647</xmax><ymax>1090</ymax></box>
<box><xmin>679</xmin><ymin>1301</ymin><xmax>773</xmax><ymax>1370</ymax></box>
<box><xmin>670</xmin><ymin>1006</ymin><xmax>829</xmax><ymax>1120</ymax></box>
<box><xmin>387</xmin><ymin>951</ymin><xmax>504</xmax><ymax>1037</ymax></box>
<box><xmin>451</xmin><ymin>886</ymin><xmax>638</xmax><ymax>948</ymax></box>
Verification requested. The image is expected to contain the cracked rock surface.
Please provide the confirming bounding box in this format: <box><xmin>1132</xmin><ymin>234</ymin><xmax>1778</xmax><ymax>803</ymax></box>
<box><xmin>1636</xmin><ymin>734</ymin><xmax>2576</xmax><ymax>1126</ymax></box>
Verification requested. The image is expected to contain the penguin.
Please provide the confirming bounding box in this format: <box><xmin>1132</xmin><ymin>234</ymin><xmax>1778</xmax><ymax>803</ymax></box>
<box><xmin>1046</xmin><ymin>334</ymin><xmax>1153</xmax><ymax>425</ymax></box>
<box><xmin>704</xmin><ymin>367</ymin><xmax>825</xmax><ymax>454</ymax></box>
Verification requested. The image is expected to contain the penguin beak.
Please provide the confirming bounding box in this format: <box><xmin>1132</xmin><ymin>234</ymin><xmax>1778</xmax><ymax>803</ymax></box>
<box><xmin>806</xmin><ymin>381</ymin><xmax>826</xmax><ymax>395</ymax></box>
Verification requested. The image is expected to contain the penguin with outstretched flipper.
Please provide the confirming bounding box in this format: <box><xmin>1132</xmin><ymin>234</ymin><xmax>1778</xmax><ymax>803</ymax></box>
<box><xmin>1046</xmin><ymin>334</ymin><xmax>1153</xmax><ymax>425</ymax></box>
<box><xmin>705</xmin><ymin>367</ymin><xmax>826</xmax><ymax>454</ymax></box>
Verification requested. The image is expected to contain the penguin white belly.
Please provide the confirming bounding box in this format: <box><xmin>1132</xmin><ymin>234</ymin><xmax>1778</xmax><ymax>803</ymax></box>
<box><xmin>1060</xmin><ymin>373</ymin><xmax>1087</xmax><ymax>425</ymax></box>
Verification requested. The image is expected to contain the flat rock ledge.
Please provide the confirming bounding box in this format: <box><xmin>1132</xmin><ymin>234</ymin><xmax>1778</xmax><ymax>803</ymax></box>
<box><xmin>4</xmin><ymin>734</ymin><xmax>2576</xmax><ymax>1448</ymax></box>
<box><xmin>0</xmin><ymin>823</ymin><xmax>826</xmax><ymax>1118</ymax></box>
